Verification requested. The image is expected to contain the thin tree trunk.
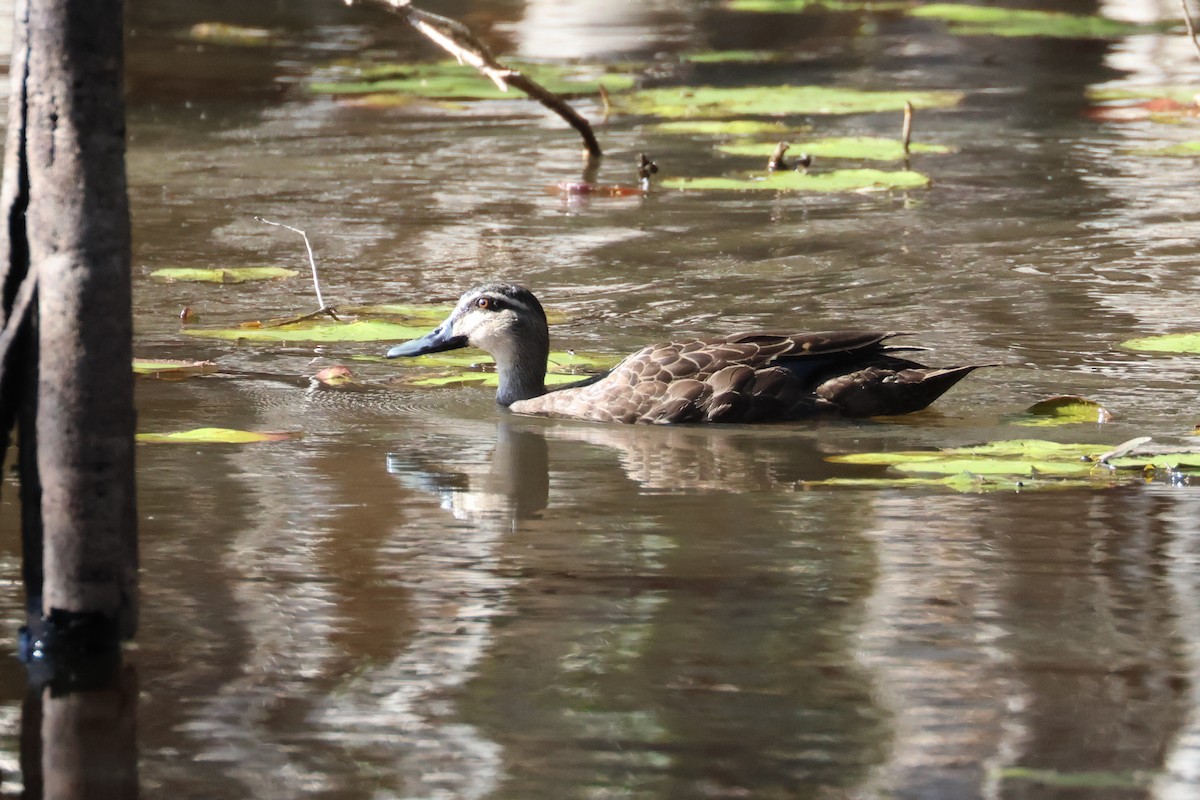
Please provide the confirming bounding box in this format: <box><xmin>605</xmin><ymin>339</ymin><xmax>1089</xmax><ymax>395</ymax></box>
<box><xmin>0</xmin><ymin>0</ymin><xmax>139</xmax><ymax>646</ymax></box>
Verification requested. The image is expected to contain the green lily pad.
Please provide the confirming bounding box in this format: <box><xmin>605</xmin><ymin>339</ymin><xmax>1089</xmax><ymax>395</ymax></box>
<box><xmin>827</xmin><ymin>437</ymin><xmax>1200</xmax><ymax>489</ymax></box>
<box><xmin>1087</xmin><ymin>85</ymin><xmax>1200</xmax><ymax>105</ymax></box>
<box><xmin>995</xmin><ymin>767</ymin><xmax>1153</xmax><ymax>789</ymax></box>
<box><xmin>652</xmin><ymin>120</ymin><xmax>794</xmax><ymax>136</ymax></box>
<box><xmin>727</xmin><ymin>0</ymin><xmax>908</xmax><ymax>11</ymax></box>
<box><xmin>185</xmin><ymin>319</ymin><xmax>432</xmax><ymax>344</ymax></box>
<box><xmin>408</xmin><ymin>372</ymin><xmax>590</xmax><ymax>389</ymax></box>
<box><xmin>664</xmin><ymin>168</ymin><xmax>931</xmax><ymax>192</ymax></box>
<box><xmin>188</xmin><ymin>22</ymin><xmax>275</xmax><ymax>47</ymax></box>
<box><xmin>395</xmin><ymin>349</ymin><xmax>614</xmax><ymax>388</ymax></box>
<box><xmin>1131</xmin><ymin>141</ymin><xmax>1200</xmax><ymax>157</ymax></box>
<box><xmin>149</xmin><ymin>267</ymin><xmax>299</xmax><ymax>284</ymax></box>
<box><xmin>908</xmin><ymin>4</ymin><xmax>1148</xmax><ymax>38</ymax></box>
<box><xmin>682</xmin><ymin>50</ymin><xmax>785</xmax><ymax>64</ymax></box>
<box><xmin>800</xmin><ymin>473</ymin><xmax>1103</xmax><ymax>493</ymax></box>
<box><xmin>310</xmin><ymin>60</ymin><xmax>634</xmax><ymax>100</ymax></box>
<box><xmin>133</xmin><ymin>358</ymin><xmax>218</xmax><ymax>378</ymax></box>
<box><xmin>616</xmin><ymin>85</ymin><xmax>963</xmax><ymax>118</ymax></box>
<box><xmin>717</xmin><ymin>136</ymin><xmax>952</xmax><ymax>161</ymax></box>
<box><xmin>1014</xmin><ymin>395</ymin><xmax>1114</xmax><ymax>427</ymax></box>
<box><xmin>138</xmin><ymin>428</ymin><xmax>300</xmax><ymax>444</ymax></box>
<box><xmin>1120</xmin><ymin>332</ymin><xmax>1200</xmax><ymax>353</ymax></box>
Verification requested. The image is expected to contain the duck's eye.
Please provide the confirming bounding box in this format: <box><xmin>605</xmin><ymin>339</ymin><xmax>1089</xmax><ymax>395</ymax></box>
<box><xmin>475</xmin><ymin>297</ymin><xmax>491</xmax><ymax>310</ymax></box>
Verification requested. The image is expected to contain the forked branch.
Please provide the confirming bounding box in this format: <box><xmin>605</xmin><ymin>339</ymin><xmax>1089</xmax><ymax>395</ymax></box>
<box><xmin>346</xmin><ymin>0</ymin><xmax>603</xmax><ymax>159</ymax></box>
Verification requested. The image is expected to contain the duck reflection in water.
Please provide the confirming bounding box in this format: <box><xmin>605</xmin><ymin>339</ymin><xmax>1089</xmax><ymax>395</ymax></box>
<box><xmin>387</xmin><ymin>419</ymin><xmax>856</xmax><ymax>520</ymax></box>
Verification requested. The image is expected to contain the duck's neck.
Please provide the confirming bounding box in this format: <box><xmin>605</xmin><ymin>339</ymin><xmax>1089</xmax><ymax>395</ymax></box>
<box><xmin>493</xmin><ymin>338</ymin><xmax>549</xmax><ymax>407</ymax></box>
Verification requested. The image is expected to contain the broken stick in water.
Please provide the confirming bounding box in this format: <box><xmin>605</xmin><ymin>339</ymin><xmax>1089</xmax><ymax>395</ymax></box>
<box><xmin>347</xmin><ymin>0</ymin><xmax>604</xmax><ymax>160</ymax></box>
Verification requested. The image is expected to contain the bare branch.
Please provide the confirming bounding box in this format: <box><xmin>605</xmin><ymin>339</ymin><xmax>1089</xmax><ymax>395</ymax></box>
<box><xmin>348</xmin><ymin>0</ymin><xmax>603</xmax><ymax>158</ymax></box>
<box><xmin>256</xmin><ymin>216</ymin><xmax>338</xmax><ymax>318</ymax></box>
<box><xmin>1182</xmin><ymin>0</ymin><xmax>1200</xmax><ymax>61</ymax></box>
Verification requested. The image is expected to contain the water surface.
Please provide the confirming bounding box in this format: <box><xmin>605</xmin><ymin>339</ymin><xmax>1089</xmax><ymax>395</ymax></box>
<box><xmin>3</xmin><ymin>0</ymin><xmax>1200</xmax><ymax>797</ymax></box>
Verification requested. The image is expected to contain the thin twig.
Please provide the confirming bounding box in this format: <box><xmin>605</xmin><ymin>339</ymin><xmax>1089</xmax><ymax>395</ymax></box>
<box><xmin>349</xmin><ymin>0</ymin><xmax>603</xmax><ymax>158</ymax></box>
<box><xmin>1181</xmin><ymin>0</ymin><xmax>1200</xmax><ymax>61</ymax></box>
<box><xmin>256</xmin><ymin>216</ymin><xmax>339</xmax><ymax>319</ymax></box>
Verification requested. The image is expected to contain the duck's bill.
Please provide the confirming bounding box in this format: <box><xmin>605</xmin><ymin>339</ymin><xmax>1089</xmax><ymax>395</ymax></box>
<box><xmin>386</xmin><ymin>326</ymin><xmax>468</xmax><ymax>358</ymax></box>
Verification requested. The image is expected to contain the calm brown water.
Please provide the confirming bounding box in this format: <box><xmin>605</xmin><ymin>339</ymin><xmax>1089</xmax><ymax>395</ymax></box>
<box><xmin>4</xmin><ymin>0</ymin><xmax>1200</xmax><ymax>797</ymax></box>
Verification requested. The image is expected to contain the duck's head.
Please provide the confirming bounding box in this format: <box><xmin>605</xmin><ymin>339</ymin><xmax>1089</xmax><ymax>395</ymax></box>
<box><xmin>387</xmin><ymin>283</ymin><xmax>550</xmax><ymax>405</ymax></box>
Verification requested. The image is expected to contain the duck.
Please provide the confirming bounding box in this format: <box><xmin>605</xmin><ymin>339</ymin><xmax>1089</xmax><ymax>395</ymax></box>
<box><xmin>386</xmin><ymin>283</ymin><xmax>989</xmax><ymax>424</ymax></box>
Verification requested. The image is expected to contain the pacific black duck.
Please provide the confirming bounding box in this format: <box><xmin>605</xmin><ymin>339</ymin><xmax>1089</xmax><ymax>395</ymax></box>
<box><xmin>386</xmin><ymin>283</ymin><xmax>988</xmax><ymax>424</ymax></box>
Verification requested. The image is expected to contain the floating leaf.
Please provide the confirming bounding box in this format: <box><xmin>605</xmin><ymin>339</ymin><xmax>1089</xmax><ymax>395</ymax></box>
<box><xmin>1120</xmin><ymin>332</ymin><xmax>1200</xmax><ymax>354</ymax></box>
<box><xmin>138</xmin><ymin>428</ymin><xmax>300</xmax><ymax>444</ymax></box>
<box><xmin>188</xmin><ymin>23</ymin><xmax>275</xmax><ymax>47</ymax></box>
<box><xmin>185</xmin><ymin>319</ymin><xmax>431</xmax><ymax>343</ymax></box>
<box><xmin>717</xmin><ymin>136</ymin><xmax>952</xmax><ymax>161</ymax></box>
<box><xmin>132</xmin><ymin>358</ymin><xmax>218</xmax><ymax>378</ymax></box>
<box><xmin>1087</xmin><ymin>85</ymin><xmax>1200</xmax><ymax>105</ymax></box>
<box><xmin>682</xmin><ymin>50</ymin><xmax>785</xmax><ymax>64</ymax></box>
<box><xmin>727</xmin><ymin>0</ymin><xmax>908</xmax><ymax>11</ymax></box>
<box><xmin>665</xmin><ymin>168</ymin><xmax>930</xmax><ymax>192</ymax></box>
<box><xmin>800</xmin><ymin>473</ymin><xmax>1102</xmax><ymax>493</ymax></box>
<box><xmin>908</xmin><ymin>4</ymin><xmax>1148</xmax><ymax>38</ymax></box>
<box><xmin>617</xmin><ymin>85</ymin><xmax>963</xmax><ymax>118</ymax></box>
<box><xmin>652</xmin><ymin>120</ymin><xmax>795</xmax><ymax>137</ymax></box>
<box><xmin>1015</xmin><ymin>395</ymin><xmax>1114</xmax><ymax>427</ymax></box>
<box><xmin>393</xmin><ymin>349</ymin><xmax>614</xmax><ymax>388</ymax></box>
<box><xmin>1131</xmin><ymin>141</ymin><xmax>1200</xmax><ymax>157</ymax></box>
<box><xmin>408</xmin><ymin>372</ymin><xmax>589</xmax><ymax>389</ymax></box>
<box><xmin>310</xmin><ymin>61</ymin><xmax>634</xmax><ymax>100</ymax></box>
<box><xmin>826</xmin><ymin>437</ymin><xmax>1200</xmax><ymax>490</ymax></box>
<box><xmin>995</xmin><ymin>767</ymin><xmax>1153</xmax><ymax>789</ymax></box>
<box><xmin>149</xmin><ymin>267</ymin><xmax>298</xmax><ymax>284</ymax></box>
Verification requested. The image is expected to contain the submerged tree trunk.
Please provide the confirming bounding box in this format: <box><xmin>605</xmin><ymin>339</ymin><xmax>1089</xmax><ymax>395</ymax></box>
<box><xmin>0</xmin><ymin>0</ymin><xmax>138</xmax><ymax>649</ymax></box>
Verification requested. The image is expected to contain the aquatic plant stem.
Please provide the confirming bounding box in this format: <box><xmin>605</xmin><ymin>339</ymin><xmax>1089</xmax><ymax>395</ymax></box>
<box><xmin>347</xmin><ymin>0</ymin><xmax>603</xmax><ymax>159</ymax></box>
<box><xmin>256</xmin><ymin>216</ymin><xmax>339</xmax><ymax>321</ymax></box>
<box><xmin>902</xmin><ymin>101</ymin><xmax>914</xmax><ymax>170</ymax></box>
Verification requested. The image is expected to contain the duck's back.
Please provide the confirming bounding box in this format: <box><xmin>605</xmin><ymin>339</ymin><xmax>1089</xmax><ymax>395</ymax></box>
<box><xmin>510</xmin><ymin>330</ymin><xmax>980</xmax><ymax>424</ymax></box>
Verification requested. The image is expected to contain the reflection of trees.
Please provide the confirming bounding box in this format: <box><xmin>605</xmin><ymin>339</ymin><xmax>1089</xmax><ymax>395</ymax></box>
<box><xmin>856</xmin><ymin>489</ymin><xmax>1191</xmax><ymax>798</ymax></box>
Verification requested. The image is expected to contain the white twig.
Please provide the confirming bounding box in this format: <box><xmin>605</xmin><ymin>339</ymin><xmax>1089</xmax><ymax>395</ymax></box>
<box><xmin>256</xmin><ymin>216</ymin><xmax>327</xmax><ymax>310</ymax></box>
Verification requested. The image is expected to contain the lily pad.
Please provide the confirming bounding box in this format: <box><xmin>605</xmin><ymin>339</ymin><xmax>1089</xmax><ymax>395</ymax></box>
<box><xmin>185</xmin><ymin>319</ymin><xmax>432</xmax><ymax>344</ymax></box>
<box><xmin>1120</xmin><ymin>332</ymin><xmax>1200</xmax><ymax>354</ymax></box>
<box><xmin>393</xmin><ymin>349</ymin><xmax>614</xmax><ymax>388</ymax></box>
<box><xmin>1087</xmin><ymin>85</ymin><xmax>1200</xmax><ymax>105</ymax></box>
<box><xmin>826</xmin><ymin>437</ymin><xmax>1200</xmax><ymax>489</ymax></box>
<box><xmin>408</xmin><ymin>372</ymin><xmax>591</xmax><ymax>389</ymax></box>
<box><xmin>995</xmin><ymin>767</ymin><xmax>1153</xmax><ymax>789</ymax></box>
<box><xmin>309</xmin><ymin>60</ymin><xmax>634</xmax><ymax>100</ymax></box>
<box><xmin>133</xmin><ymin>358</ymin><xmax>218</xmax><ymax>378</ymax></box>
<box><xmin>138</xmin><ymin>428</ymin><xmax>300</xmax><ymax>444</ymax></box>
<box><xmin>727</xmin><ymin>0</ymin><xmax>908</xmax><ymax>11</ymax></box>
<box><xmin>908</xmin><ymin>4</ymin><xmax>1147</xmax><ymax>38</ymax></box>
<box><xmin>616</xmin><ymin>85</ymin><xmax>963</xmax><ymax>118</ymax></box>
<box><xmin>149</xmin><ymin>267</ymin><xmax>298</xmax><ymax>284</ymax></box>
<box><xmin>682</xmin><ymin>50</ymin><xmax>785</xmax><ymax>64</ymax></box>
<box><xmin>1014</xmin><ymin>395</ymin><xmax>1114</xmax><ymax>427</ymax></box>
<box><xmin>717</xmin><ymin>136</ymin><xmax>952</xmax><ymax>161</ymax></box>
<box><xmin>188</xmin><ymin>22</ymin><xmax>275</xmax><ymax>47</ymax></box>
<box><xmin>1131</xmin><ymin>141</ymin><xmax>1200</xmax><ymax>157</ymax></box>
<box><xmin>664</xmin><ymin>168</ymin><xmax>930</xmax><ymax>192</ymax></box>
<box><xmin>799</xmin><ymin>473</ymin><xmax>1102</xmax><ymax>493</ymax></box>
<box><xmin>652</xmin><ymin>120</ymin><xmax>794</xmax><ymax>136</ymax></box>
